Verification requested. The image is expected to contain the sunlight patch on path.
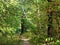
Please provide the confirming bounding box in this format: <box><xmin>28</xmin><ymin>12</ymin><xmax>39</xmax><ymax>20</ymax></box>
<box><xmin>22</xmin><ymin>39</ymin><xmax>29</xmax><ymax>41</ymax></box>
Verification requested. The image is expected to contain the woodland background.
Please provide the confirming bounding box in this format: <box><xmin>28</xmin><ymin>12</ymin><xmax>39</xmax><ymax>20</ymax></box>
<box><xmin>0</xmin><ymin>0</ymin><xmax>60</xmax><ymax>45</ymax></box>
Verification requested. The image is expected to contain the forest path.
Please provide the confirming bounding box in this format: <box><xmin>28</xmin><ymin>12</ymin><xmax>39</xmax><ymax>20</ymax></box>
<box><xmin>22</xmin><ymin>38</ymin><xmax>30</xmax><ymax>45</ymax></box>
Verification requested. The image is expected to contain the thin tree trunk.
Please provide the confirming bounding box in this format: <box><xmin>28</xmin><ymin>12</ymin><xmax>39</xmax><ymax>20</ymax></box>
<box><xmin>48</xmin><ymin>11</ymin><xmax>53</xmax><ymax>37</ymax></box>
<box><xmin>56</xmin><ymin>14</ymin><xmax>60</xmax><ymax>38</ymax></box>
<box><xmin>21</xmin><ymin>18</ymin><xmax>26</xmax><ymax>34</ymax></box>
<box><xmin>36</xmin><ymin>0</ymin><xmax>41</xmax><ymax>34</ymax></box>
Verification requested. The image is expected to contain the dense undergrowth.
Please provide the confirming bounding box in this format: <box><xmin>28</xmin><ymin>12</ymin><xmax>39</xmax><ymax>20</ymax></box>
<box><xmin>29</xmin><ymin>35</ymin><xmax>60</xmax><ymax>45</ymax></box>
<box><xmin>22</xmin><ymin>32</ymin><xmax>60</xmax><ymax>45</ymax></box>
<box><xmin>0</xmin><ymin>34</ymin><xmax>23</xmax><ymax>45</ymax></box>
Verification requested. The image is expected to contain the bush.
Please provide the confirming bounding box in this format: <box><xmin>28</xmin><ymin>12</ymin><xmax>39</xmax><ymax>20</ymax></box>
<box><xmin>0</xmin><ymin>35</ymin><xmax>23</xmax><ymax>45</ymax></box>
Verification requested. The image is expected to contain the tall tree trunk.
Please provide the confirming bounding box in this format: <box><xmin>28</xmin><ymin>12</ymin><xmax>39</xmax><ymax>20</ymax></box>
<box><xmin>20</xmin><ymin>0</ymin><xmax>26</xmax><ymax>34</ymax></box>
<box><xmin>47</xmin><ymin>0</ymin><xmax>53</xmax><ymax>37</ymax></box>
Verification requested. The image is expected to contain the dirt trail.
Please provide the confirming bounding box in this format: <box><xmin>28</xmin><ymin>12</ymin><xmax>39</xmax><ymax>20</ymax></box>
<box><xmin>22</xmin><ymin>39</ymin><xmax>30</xmax><ymax>45</ymax></box>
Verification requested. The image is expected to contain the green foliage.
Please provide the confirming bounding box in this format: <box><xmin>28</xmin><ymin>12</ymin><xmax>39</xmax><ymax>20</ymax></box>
<box><xmin>0</xmin><ymin>34</ymin><xmax>23</xmax><ymax>45</ymax></box>
<box><xmin>55</xmin><ymin>40</ymin><xmax>60</xmax><ymax>45</ymax></box>
<box><xmin>0</xmin><ymin>0</ymin><xmax>60</xmax><ymax>45</ymax></box>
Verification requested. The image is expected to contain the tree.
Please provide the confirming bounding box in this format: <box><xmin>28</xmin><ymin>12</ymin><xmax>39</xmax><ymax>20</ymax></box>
<box><xmin>19</xmin><ymin>0</ymin><xmax>27</xmax><ymax>34</ymax></box>
<box><xmin>0</xmin><ymin>0</ymin><xmax>21</xmax><ymax>36</ymax></box>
